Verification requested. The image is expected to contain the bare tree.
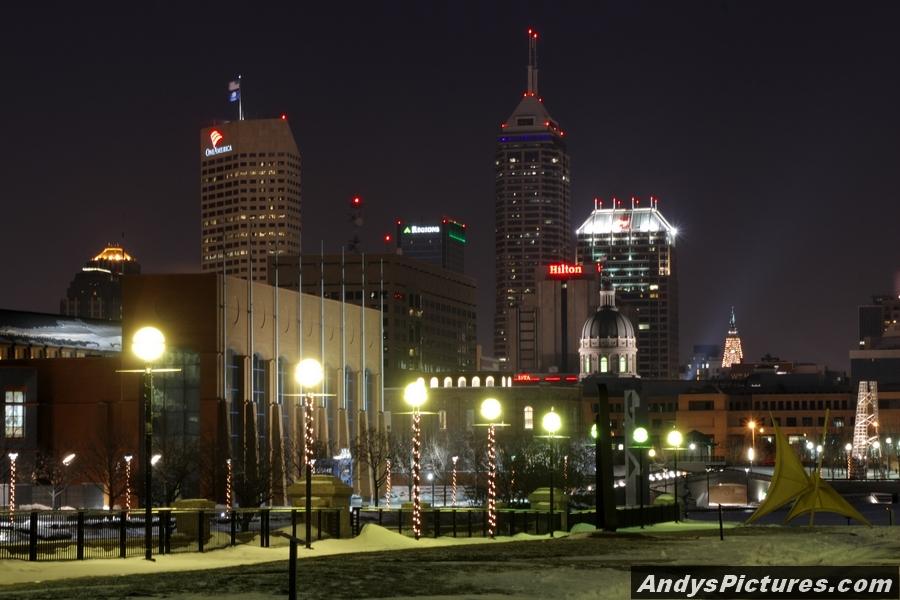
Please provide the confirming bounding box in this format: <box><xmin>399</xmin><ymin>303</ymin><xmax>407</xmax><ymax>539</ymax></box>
<box><xmin>151</xmin><ymin>437</ymin><xmax>200</xmax><ymax>506</ymax></box>
<box><xmin>30</xmin><ymin>449</ymin><xmax>78</xmax><ymax>509</ymax></box>
<box><xmin>78</xmin><ymin>430</ymin><xmax>133</xmax><ymax>509</ymax></box>
<box><xmin>350</xmin><ymin>427</ymin><xmax>391</xmax><ymax>506</ymax></box>
<box><xmin>389</xmin><ymin>433</ymin><xmax>413</xmax><ymax>502</ymax></box>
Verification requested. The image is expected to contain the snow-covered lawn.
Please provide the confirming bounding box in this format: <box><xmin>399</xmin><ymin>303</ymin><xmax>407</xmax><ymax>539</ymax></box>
<box><xmin>2</xmin><ymin>522</ymin><xmax>899</xmax><ymax>599</ymax></box>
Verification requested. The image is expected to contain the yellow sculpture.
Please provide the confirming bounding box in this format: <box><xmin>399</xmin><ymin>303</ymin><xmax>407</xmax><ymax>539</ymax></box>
<box><xmin>746</xmin><ymin>410</ymin><xmax>869</xmax><ymax>526</ymax></box>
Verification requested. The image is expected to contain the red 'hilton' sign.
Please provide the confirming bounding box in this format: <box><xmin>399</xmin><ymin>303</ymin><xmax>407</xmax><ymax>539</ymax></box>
<box><xmin>547</xmin><ymin>262</ymin><xmax>584</xmax><ymax>278</ymax></box>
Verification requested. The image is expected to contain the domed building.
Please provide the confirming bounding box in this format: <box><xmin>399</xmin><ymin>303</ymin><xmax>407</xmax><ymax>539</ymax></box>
<box><xmin>579</xmin><ymin>290</ymin><xmax>638</xmax><ymax>379</ymax></box>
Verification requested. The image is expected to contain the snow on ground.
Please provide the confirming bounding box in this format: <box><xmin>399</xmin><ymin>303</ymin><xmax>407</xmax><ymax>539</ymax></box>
<box><xmin>3</xmin><ymin>522</ymin><xmax>900</xmax><ymax>599</ymax></box>
<box><xmin>0</xmin><ymin>524</ymin><xmax>558</xmax><ymax>587</ymax></box>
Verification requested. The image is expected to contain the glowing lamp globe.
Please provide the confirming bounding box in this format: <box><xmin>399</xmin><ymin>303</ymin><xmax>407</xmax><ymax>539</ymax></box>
<box><xmin>648</xmin><ymin>448</ymin><xmax>657</xmax><ymax>458</ymax></box>
<box><xmin>403</xmin><ymin>380</ymin><xmax>427</xmax><ymax>408</ymax></box>
<box><xmin>666</xmin><ymin>430</ymin><xmax>683</xmax><ymax>448</ymax></box>
<box><xmin>590</xmin><ymin>423</ymin><xmax>598</xmax><ymax>439</ymax></box>
<box><xmin>132</xmin><ymin>327</ymin><xmax>165</xmax><ymax>363</ymax></box>
<box><xmin>632</xmin><ymin>427</ymin><xmax>649</xmax><ymax>445</ymax></box>
<box><xmin>747</xmin><ymin>447</ymin><xmax>755</xmax><ymax>462</ymax></box>
<box><xmin>294</xmin><ymin>358</ymin><xmax>323</xmax><ymax>388</ymax></box>
<box><xmin>542</xmin><ymin>409</ymin><xmax>561</xmax><ymax>435</ymax></box>
<box><xmin>480</xmin><ymin>398</ymin><xmax>501</xmax><ymax>422</ymax></box>
<box><xmin>844</xmin><ymin>443</ymin><xmax>852</xmax><ymax>452</ymax></box>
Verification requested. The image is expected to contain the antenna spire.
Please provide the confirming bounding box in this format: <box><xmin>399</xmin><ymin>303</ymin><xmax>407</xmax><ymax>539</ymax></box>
<box><xmin>526</xmin><ymin>28</ymin><xmax>539</xmax><ymax>95</ymax></box>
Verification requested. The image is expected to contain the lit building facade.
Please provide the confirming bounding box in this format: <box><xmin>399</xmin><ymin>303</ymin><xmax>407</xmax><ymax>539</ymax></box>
<box><xmin>200</xmin><ymin>118</ymin><xmax>301</xmax><ymax>282</ymax></box>
<box><xmin>60</xmin><ymin>245</ymin><xmax>140</xmax><ymax>321</ymax></box>
<box><xmin>506</xmin><ymin>262</ymin><xmax>601</xmax><ymax>373</ymax></box>
<box><xmin>576</xmin><ymin>199</ymin><xmax>678</xmax><ymax>379</ymax></box>
<box><xmin>270</xmin><ymin>253</ymin><xmax>477</xmax><ymax>388</ymax></box>
<box><xmin>395</xmin><ymin>218</ymin><xmax>467</xmax><ymax>273</ymax></box>
<box><xmin>721</xmin><ymin>307</ymin><xmax>743</xmax><ymax>368</ymax></box>
<box><xmin>494</xmin><ymin>30</ymin><xmax>572</xmax><ymax>366</ymax></box>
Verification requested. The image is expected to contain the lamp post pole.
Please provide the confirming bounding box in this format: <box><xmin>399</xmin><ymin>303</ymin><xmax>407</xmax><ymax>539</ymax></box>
<box><xmin>305</xmin><ymin>393</ymin><xmax>314</xmax><ymax>549</ymax></box>
<box><xmin>594</xmin><ymin>414</ymin><xmax>601</xmax><ymax>531</ymax></box>
<box><xmin>142</xmin><ymin>367</ymin><xmax>153</xmax><ymax>561</ymax></box>
<box><xmin>294</xmin><ymin>357</ymin><xmax>324</xmax><ymax>551</ymax></box>
<box><xmin>666</xmin><ymin>430</ymin><xmax>683</xmax><ymax>523</ymax></box>
<box><xmin>403</xmin><ymin>380</ymin><xmax>428</xmax><ymax>541</ymax></box>
<box><xmin>542</xmin><ymin>408</ymin><xmax>561</xmax><ymax>537</ymax></box>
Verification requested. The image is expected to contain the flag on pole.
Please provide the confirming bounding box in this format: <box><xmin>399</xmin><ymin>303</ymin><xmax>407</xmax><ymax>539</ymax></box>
<box><xmin>228</xmin><ymin>80</ymin><xmax>240</xmax><ymax>103</ymax></box>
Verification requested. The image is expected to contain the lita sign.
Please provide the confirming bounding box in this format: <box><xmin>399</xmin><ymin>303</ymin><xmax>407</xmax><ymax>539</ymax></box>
<box><xmin>547</xmin><ymin>262</ymin><xmax>584</xmax><ymax>279</ymax></box>
<box><xmin>205</xmin><ymin>129</ymin><xmax>233</xmax><ymax>157</ymax></box>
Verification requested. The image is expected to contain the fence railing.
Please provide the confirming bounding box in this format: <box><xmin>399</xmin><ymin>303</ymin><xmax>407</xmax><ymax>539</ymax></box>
<box><xmin>351</xmin><ymin>503</ymin><xmax>680</xmax><ymax>537</ymax></box>
<box><xmin>0</xmin><ymin>507</ymin><xmax>342</xmax><ymax>562</ymax></box>
<box><xmin>0</xmin><ymin>502</ymin><xmax>683</xmax><ymax>561</ymax></box>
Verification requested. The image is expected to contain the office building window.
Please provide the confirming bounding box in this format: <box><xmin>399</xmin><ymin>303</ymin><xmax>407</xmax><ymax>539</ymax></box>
<box><xmin>4</xmin><ymin>390</ymin><xmax>24</xmax><ymax>438</ymax></box>
<box><xmin>524</xmin><ymin>406</ymin><xmax>534</xmax><ymax>430</ymax></box>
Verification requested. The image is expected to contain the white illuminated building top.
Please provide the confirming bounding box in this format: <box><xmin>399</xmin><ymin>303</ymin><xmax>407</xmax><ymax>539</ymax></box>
<box><xmin>576</xmin><ymin>204</ymin><xmax>677</xmax><ymax>242</ymax></box>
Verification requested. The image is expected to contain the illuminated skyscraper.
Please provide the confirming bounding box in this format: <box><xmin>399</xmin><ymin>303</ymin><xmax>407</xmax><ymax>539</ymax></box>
<box><xmin>494</xmin><ymin>30</ymin><xmax>572</xmax><ymax>365</ymax></box>
<box><xmin>60</xmin><ymin>244</ymin><xmax>141</xmax><ymax>321</ymax></box>
<box><xmin>721</xmin><ymin>307</ymin><xmax>744</xmax><ymax>368</ymax></box>
<box><xmin>575</xmin><ymin>198</ymin><xmax>678</xmax><ymax>379</ymax></box>
<box><xmin>200</xmin><ymin>118</ymin><xmax>301</xmax><ymax>282</ymax></box>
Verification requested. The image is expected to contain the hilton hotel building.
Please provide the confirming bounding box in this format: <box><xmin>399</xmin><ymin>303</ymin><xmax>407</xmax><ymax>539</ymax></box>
<box><xmin>200</xmin><ymin>118</ymin><xmax>301</xmax><ymax>282</ymax></box>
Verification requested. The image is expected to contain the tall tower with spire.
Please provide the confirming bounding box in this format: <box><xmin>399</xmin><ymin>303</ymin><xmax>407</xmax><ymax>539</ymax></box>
<box><xmin>721</xmin><ymin>307</ymin><xmax>744</xmax><ymax>368</ymax></box>
<box><xmin>494</xmin><ymin>29</ymin><xmax>572</xmax><ymax>367</ymax></box>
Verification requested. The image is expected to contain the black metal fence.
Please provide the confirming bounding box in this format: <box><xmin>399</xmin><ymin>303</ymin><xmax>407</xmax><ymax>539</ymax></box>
<box><xmin>0</xmin><ymin>507</ymin><xmax>342</xmax><ymax>562</ymax></box>
<box><xmin>352</xmin><ymin>503</ymin><xmax>680</xmax><ymax>537</ymax></box>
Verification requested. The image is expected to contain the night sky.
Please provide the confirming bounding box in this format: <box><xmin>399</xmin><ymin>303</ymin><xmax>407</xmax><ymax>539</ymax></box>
<box><xmin>3</xmin><ymin>2</ymin><xmax>899</xmax><ymax>371</ymax></box>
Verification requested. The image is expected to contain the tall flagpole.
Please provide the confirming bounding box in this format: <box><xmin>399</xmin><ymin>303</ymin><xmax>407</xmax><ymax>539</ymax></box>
<box><xmin>238</xmin><ymin>74</ymin><xmax>244</xmax><ymax>121</ymax></box>
<box><xmin>341</xmin><ymin>248</ymin><xmax>346</xmax><ymax>411</ymax></box>
<box><xmin>360</xmin><ymin>253</ymin><xmax>366</xmax><ymax>413</ymax></box>
<box><xmin>379</xmin><ymin>259</ymin><xmax>384</xmax><ymax>412</ymax></box>
<box><xmin>320</xmin><ymin>241</ymin><xmax>326</xmax><ymax>409</ymax></box>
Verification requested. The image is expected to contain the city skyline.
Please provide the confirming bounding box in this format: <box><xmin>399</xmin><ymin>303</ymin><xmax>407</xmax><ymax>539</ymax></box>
<box><xmin>3</xmin><ymin>2</ymin><xmax>900</xmax><ymax>370</ymax></box>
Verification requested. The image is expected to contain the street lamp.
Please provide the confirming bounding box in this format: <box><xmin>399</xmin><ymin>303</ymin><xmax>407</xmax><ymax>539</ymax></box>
<box><xmin>666</xmin><ymin>429</ymin><xmax>683</xmax><ymax>522</ymax></box>
<box><xmin>451</xmin><ymin>456</ymin><xmax>458</xmax><ymax>507</ymax></box>
<box><xmin>480</xmin><ymin>397</ymin><xmax>502</xmax><ymax>538</ymax></box>
<box><xmin>8</xmin><ymin>453</ymin><xmax>18</xmax><ymax>516</ymax></box>
<box><xmin>61</xmin><ymin>453</ymin><xmax>76</xmax><ymax>509</ymax></box>
<box><xmin>130</xmin><ymin>325</ymin><xmax>171</xmax><ymax>561</ymax></box>
<box><xmin>294</xmin><ymin>357</ymin><xmax>323</xmax><ymax>549</ymax></box>
<box><xmin>632</xmin><ymin>426</ymin><xmax>650</xmax><ymax>529</ymax></box>
<box><xmin>225</xmin><ymin>458</ymin><xmax>233</xmax><ymax>510</ymax></box>
<box><xmin>844</xmin><ymin>443</ymin><xmax>852</xmax><ymax>480</ymax></box>
<box><xmin>542</xmin><ymin>408</ymin><xmax>562</xmax><ymax>537</ymax></box>
<box><xmin>123</xmin><ymin>454</ymin><xmax>133</xmax><ymax>512</ymax></box>
<box><xmin>887</xmin><ymin>438</ymin><xmax>893</xmax><ymax>477</ymax></box>
<box><xmin>404</xmin><ymin>379</ymin><xmax>427</xmax><ymax>540</ymax></box>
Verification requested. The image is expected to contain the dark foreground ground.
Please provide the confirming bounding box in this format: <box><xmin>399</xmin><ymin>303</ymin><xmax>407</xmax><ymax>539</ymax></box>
<box><xmin>1</xmin><ymin>526</ymin><xmax>897</xmax><ymax>600</ymax></box>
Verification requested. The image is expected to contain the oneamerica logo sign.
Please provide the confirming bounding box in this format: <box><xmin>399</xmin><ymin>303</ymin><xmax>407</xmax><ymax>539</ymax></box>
<box><xmin>205</xmin><ymin>129</ymin><xmax>233</xmax><ymax>157</ymax></box>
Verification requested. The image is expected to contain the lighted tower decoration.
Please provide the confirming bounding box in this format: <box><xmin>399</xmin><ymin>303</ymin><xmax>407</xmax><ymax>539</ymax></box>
<box><xmin>721</xmin><ymin>307</ymin><xmax>744</xmax><ymax>368</ymax></box>
<box><xmin>850</xmin><ymin>381</ymin><xmax>879</xmax><ymax>479</ymax></box>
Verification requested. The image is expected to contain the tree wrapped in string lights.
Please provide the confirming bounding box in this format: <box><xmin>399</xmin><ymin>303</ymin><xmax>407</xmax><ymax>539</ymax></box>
<box><xmin>7</xmin><ymin>453</ymin><xmax>18</xmax><ymax>518</ymax></box>
<box><xmin>294</xmin><ymin>357</ymin><xmax>324</xmax><ymax>550</ymax></box>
